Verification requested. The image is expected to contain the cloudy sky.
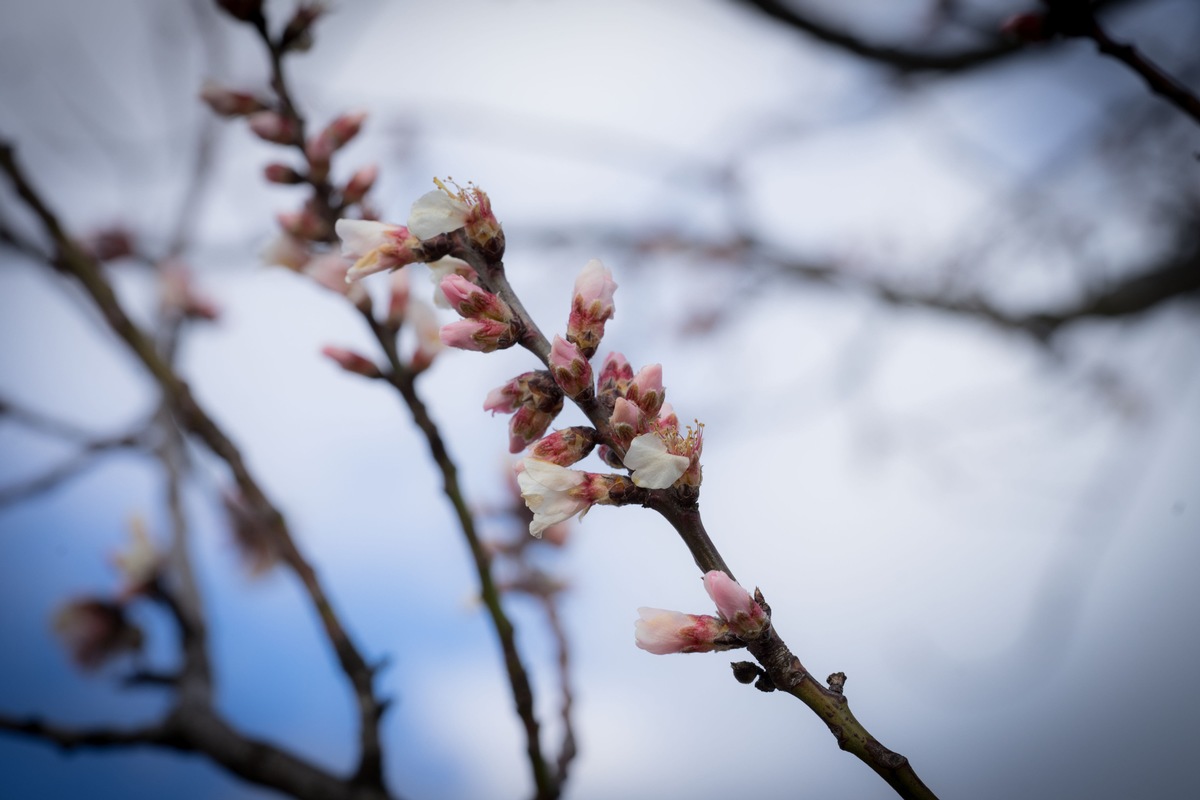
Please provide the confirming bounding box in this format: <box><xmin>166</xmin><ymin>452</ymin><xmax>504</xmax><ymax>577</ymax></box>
<box><xmin>1</xmin><ymin>1</ymin><xmax>1198</xmax><ymax>798</ymax></box>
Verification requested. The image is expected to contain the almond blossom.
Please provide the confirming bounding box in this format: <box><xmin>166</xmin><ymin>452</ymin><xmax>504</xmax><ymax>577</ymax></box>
<box><xmin>336</xmin><ymin>219</ymin><xmax>423</xmax><ymax>281</ymax></box>
<box><xmin>623</xmin><ymin>432</ymin><xmax>690</xmax><ymax>489</ymax></box>
<box><xmin>516</xmin><ymin>458</ymin><xmax>611</xmax><ymax>538</ymax></box>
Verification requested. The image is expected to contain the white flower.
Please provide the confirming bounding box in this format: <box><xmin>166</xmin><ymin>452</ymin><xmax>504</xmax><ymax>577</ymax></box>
<box><xmin>517</xmin><ymin>458</ymin><xmax>591</xmax><ymax>538</ymax></box>
<box><xmin>336</xmin><ymin>218</ymin><xmax>393</xmax><ymax>259</ymax></box>
<box><xmin>408</xmin><ymin>190</ymin><xmax>470</xmax><ymax>240</ymax></box>
<box><xmin>623</xmin><ymin>433</ymin><xmax>689</xmax><ymax>489</ymax></box>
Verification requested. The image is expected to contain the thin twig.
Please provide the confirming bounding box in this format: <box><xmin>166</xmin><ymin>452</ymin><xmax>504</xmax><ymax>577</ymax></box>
<box><xmin>362</xmin><ymin>310</ymin><xmax>557</xmax><ymax>800</ymax></box>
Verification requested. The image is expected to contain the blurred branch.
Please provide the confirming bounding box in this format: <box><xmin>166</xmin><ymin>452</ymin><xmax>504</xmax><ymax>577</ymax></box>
<box><xmin>0</xmin><ymin>708</ymin><xmax>396</xmax><ymax>800</ymax></box>
<box><xmin>731</xmin><ymin>0</ymin><xmax>1022</xmax><ymax>72</ymax></box>
<box><xmin>361</xmin><ymin>310</ymin><xmax>559</xmax><ymax>800</ymax></box>
<box><xmin>0</xmin><ymin>140</ymin><xmax>389</xmax><ymax>794</ymax></box>
<box><xmin>1084</xmin><ymin>15</ymin><xmax>1200</xmax><ymax>126</ymax></box>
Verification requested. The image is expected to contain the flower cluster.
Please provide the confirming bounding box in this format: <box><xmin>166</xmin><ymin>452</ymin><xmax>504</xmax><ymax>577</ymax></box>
<box><xmin>634</xmin><ymin>571</ymin><xmax>768</xmax><ymax>655</ymax></box>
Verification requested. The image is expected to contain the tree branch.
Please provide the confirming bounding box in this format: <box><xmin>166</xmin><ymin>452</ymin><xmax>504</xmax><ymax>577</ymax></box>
<box><xmin>0</xmin><ymin>140</ymin><xmax>388</xmax><ymax>795</ymax></box>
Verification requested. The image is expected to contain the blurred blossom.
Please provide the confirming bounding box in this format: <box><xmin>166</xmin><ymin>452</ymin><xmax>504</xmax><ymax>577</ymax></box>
<box><xmin>53</xmin><ymin>599</ymin><xmax>143</xmax><ymax>670</ymax></box>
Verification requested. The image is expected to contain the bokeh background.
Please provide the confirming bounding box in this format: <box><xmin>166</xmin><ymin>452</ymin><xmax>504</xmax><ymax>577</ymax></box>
<box><xmin>2</xmin><ymin>0</ymin><xmax>1198</xmax><ymax>798</ymax></box>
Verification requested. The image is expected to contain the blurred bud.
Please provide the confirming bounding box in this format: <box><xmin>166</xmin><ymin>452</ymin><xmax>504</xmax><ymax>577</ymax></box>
<box><xmin>261</xmin><ymin>233</ymin><xmax>311</xmax><ymax>271</ymax></box>
<box><xmin>277</xmin><ymin>208</ymin><xmax>329</xmax><ymax>241</ymax></box>
<box><xmin>224</xmin><ymin>491</ymin><xmax>282</xmax><ymax>576</ymax></box>
<box><xmin>81</xmin><ymin>226</ymin><xmax>136</xmax><ymax>262</ymax></box>
<box><xmin>248</xmin><ymin>111</ymin><xmax>299</xmax><ymax>145</ymax></box>
<box><xmin>161</xmin><ymin>260</ymin><xmax>221</xmax><ymax>321</ymax></box>
<box><xmin>321</xmin><ymin>345</ymin><xmax>381</xmax><ymax>378</ymax></box>
<box><xmin>264</xmin><ymin>163</ymin><xmax>305</xmax><ymax>184</ymax></box>
<box><xmin>306</xmin><ymin>113</ymin><xmax>366</xmax><ymax>176</ymax></box>
<box><xmin>200</xmin><ymin>81</ymin><xmax>267</xmax><ymax>117</ymax></box>
<box><xmin>280</xmin><ymin>3</ymin><xmax>325</xmax><ymax>51</ymax></box>
<box><xmin>406</xmin><ymin>297</ymin><xmax>445</xmax><ymax>373</ymax></box>
<box><xmin>341</xmin><ymin>164</ymin><xmax>378</xmax><ymax>206</ymax></box>
<box><xmin>386</xmin><ymin>270</ymin><xmax>411</xmax><ymax>329</ymax></box>
<box><xmin>54</xmin><ymin>599</ymin><xmax>144</xmax><ymax>670</ymax></box>
<box><xmin>303</xmin><ymin>254</ymin><xmax>372</xmax><ymax>312</ymax></box>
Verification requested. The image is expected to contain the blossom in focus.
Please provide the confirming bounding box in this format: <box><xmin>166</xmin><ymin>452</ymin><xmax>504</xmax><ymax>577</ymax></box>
<box><xmin>703</xmin><ymin>571</ymin><xmax>767</xmax><ymax>639</ymax></box>
<box><xmin>623</xmin><ymin>432</ymin><xmax>690</xmax><ymax>489</ymax></box>
<box><xmin>336</xmin><ymin>219</ymin><xmax>423</xmax><ymax>281</ymax></box>
<box><xmin>634</xmin><ymin>608</ymin><xmax>729</xmax><ymax>655</ymax></box>
<box><xmin>408</xmin><ymin>178</ymin><xmax>503</xmax><ymax>258</ymax></box>
<box><xmin>516</xmin><ymin>458</ymin><xmax>611</xmax><ymax>538</ymax></box>
<box><xmin>53</xmin><ymin>599</ymin><xmax>144</xmax><ymax>670</ymax></box>
<box><xmin>113</xmin><ymin>515</ymin><xmax>162</xmax><ymax>599</ymax></box>
<box><xmin>566</xmin><ymin>259</ymin><xmax>617</xmax><ymax>357</ymax></box>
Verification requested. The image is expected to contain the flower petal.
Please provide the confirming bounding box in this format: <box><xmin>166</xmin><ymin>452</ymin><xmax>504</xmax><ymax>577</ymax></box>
<box><xmin>624</xmin><ymin>433</ymin><xmax>689</xmax><ymax>489</ymax></box>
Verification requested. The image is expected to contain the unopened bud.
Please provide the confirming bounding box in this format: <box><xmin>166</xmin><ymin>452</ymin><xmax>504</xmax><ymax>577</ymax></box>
<box><xmin>264</xmin><ymin>163</ymin><xmax>305</xmax><ymax>184</ymax></box>
<box><xmin>321</xmin><ymin>346</ymin><xmax>381</xmax><ymax>378</ymax></box>
<box><xmin>248</xmin><ymin>111</ymin><xmax>298</xmax><ymax>145</ymax></box>
<box><xmin>200</xmin><ymin>81</ymin><xmax>267</xmax><ymax>117</ymax></box>
<box><xmin>215</xmin><ymin>0</ymin><xmax>264</xmax><ymax>24</ymax></box>
<box><xmin>342</xmin><ymin>164</ymin><xmax>378</xmax><ymax>206</ymax></box>
<box><xmin>549</xmin><ymin>335</ymin><xmax>593</xmax><ymax>399</ymax></box>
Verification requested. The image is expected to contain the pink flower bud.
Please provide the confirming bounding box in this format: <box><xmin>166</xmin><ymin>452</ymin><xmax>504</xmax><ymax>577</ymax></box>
<box><xmin>567</xmin><ymin>258</ymin><xmax>617</xmax><ymax>357</ymax></box>
<box><xmin>484</xmin><ymin>374</ymin><xmax>527</xmax><ymax>415</ymax></box>
<box><xmin>550</xmin><ymin>335</ymin><xmax>593</xmax><ymax>398</ymax></box>
<box><xmin>657</xmin><ymin>402</ymin><xmax>679</xmax><ymax>431</ymax></box>
<box><xmin>440</xmin><ymin>318</ymin><xmax>517</xmax><ymax>352</ymax></box>
<box><xmin>703</xmin><ymin>571</ymin><xmax>767</xmax><ymax>639</ymax></box>
<box><xmin>626</xmin><ymin>363</ymin><xmax>665</xmax><ymax>417</ymax></box>
<box><xmin>634</xmin><ymin>608</ymin><xmax>730</xmax><ymax>655</ymax></box>
<box><xmin>200</xmin><ymin>81</ymin><xmax>266</xmax><ymax>117</ymax></box>
<box><xmin>248</xmin><ymin>111</ymin><xmax>299</xmax><ymax>145</ymax></box>
<box><xmin>264</xmin><ymin>163</ymin><xmax>305</xmax><ymax>184</ymax></box>
<box><xmin>321</xmin><ymin>346</ymin><xmax>381</xmax><ymax>378</ymax></box>
<box><xmin>440</xmin><ymin>274</ymin><xmax>512</xmax><ymax>322</ymax></box>
<box><xmin>509</xmin><ymin>405</ymin><xmax>559</xmax><ymax>453</ymax></box>
<box><xmin>342</xmin><ymin>164</ymin><xmax>378</xmax><ymax>206</ymax></box>
<box><xmin>609</xmin><ymin>397</ymin><xmax>641</xmax><ymax>447</ymax></box>
<box><xmin>529</xmin><ymin>427</ymin><xmax>598</xmax><ymax>467</ymax></box>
